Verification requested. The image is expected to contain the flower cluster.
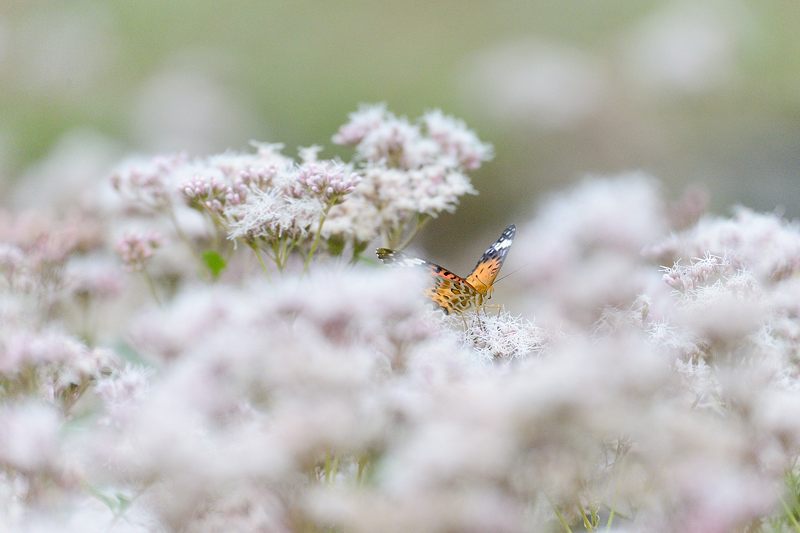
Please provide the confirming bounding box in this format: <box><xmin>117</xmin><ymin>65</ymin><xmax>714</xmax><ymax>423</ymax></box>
<box><xmin>294</xmin><ymin>160</ymin><xmax>360</xmax><ymax>203</ymax></box>
<box><xmin>114</xmin><ymin>231</ymin><xmax>163</xmax><ymax>272</ymax></box>
<box><xmin>329</xmin><ymin>104</ymin><xmax>492</xmax><ymax>247</ymax></box>
<box><xmin>5</xmin><ymin>103</ymin><xmax>800</xmax><ymax>532</ymax></box>
<box><xmin>106</xmin><ymin>106</ymin><xmax>489</xmax><ymax>274</ymax></box>
<box><xmin>110</xmin><ymin>152</ymin><xmax>189</xmax><ymax>210</ymax></box>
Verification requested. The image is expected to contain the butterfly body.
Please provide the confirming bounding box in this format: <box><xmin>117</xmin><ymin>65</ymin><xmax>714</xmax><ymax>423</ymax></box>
<box><xmin>376</xmin><ymin>224</ymin><xmax>515</xmax><ymax>314</ymax></box>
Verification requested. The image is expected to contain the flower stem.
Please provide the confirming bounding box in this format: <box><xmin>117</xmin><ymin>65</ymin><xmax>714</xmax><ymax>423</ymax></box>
<box><xmin>781</xmin><ymin>495</ymin><xmax>800</xmax><ymax>533</ymax></box>
<box><xmin>547</xmin><ymin>497</ymin><xmax>572</xmax><ymax>533</ymax></box>
<box><xmin>323</xmin><ymin>451</ymin><xmax>339</xmax><ymax>484</ymax></box>
<box><xmin>397</xmin><ymin>214</ymin><xmax>431</xmax><ymax>250</ymax></box>
<box><xmin>141</xmin><ymin>270</ymin><xmax>162</xmax><ymax>307</ymax></box>
<box><xmin>356</xmin><ymin>455</ymin><xmax>370</xmax><ymax>485</ymax></box>
<box><xmin>304</xmin><ymin>204</ymin><xmax>332</xmax><ymax>272</ymax></box>
<box><xmin>248</xmin><ymin>241</ymin><xmax>271</xmax><ymax>280</ymax></box>
<box><xmin>604</xmin><ymin>508</ymin><xmax>616</xmax><ymax>531</ymax></box>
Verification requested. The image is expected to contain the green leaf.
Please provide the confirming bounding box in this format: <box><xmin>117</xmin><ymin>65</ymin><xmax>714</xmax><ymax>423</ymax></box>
<box><xmin>352</xmin><ymin>240</ymin><xmax>369</xmax><ymax>262</ymax></box>
<box><xmin>202</xmin><ymin>250</ymin><xmax>227</xmax><ymax>278</ymax></box>
<box><xmin>327</xmin><ymin>236</ymin><xmax>346</xmax><ymax>257</ymax></box>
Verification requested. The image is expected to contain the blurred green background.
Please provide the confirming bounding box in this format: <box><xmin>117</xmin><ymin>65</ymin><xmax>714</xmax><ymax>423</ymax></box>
<box><xmin>1</xmin><ymin>0</ymin><xmax>799</xmax><ymax>263</ymax></box>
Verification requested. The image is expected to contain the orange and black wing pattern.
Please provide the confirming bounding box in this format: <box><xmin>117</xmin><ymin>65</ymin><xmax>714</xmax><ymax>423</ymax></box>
<box><xmin>465</xmin><ymin>224</ymin><xmax>516</xmax><ymax>297</ymax></box>
<box><xmin>376</xmin><ymin>248</ymin><xmax>479</xmax><ymax>314</ymax></box>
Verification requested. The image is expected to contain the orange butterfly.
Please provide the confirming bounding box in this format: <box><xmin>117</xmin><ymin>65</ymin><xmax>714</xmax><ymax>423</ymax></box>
<box><xmin>376</xmin><ymin>224</ymin><xmax>515</xmax><ymax>314</ymax></box>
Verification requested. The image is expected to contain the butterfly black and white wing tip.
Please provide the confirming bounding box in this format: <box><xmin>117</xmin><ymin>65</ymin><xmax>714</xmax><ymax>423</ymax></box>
<box><xmin>492</xmin><ymin>225</ymin><xmax>516</xmax><ymax>252</ymax></box>
<box><xmin>376</xmin><ymin>247</ymin><xmax>393</xmax><ymax>260</ymax></box>
<box><xmin>376</xmin><ymin>248</ymin><xmax>428</xmax><ymax>267</ymax></box>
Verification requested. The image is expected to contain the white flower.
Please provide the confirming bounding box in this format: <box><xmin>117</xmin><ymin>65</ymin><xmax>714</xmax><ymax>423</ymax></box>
<box><xmin>227</xmin><ymin>188</ymin><xmax>321</xmax><ymax>240</ymax></box>
<box><xmin>0</xmin><ymin>402</ymin><xmax>61</xmax><ymax>472</ymax></box>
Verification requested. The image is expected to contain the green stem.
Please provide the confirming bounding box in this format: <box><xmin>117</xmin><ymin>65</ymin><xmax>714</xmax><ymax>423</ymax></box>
<box><xmin>356</xmin><ymin>455</ymin><xmax>369</xmax><ymax>485</ymax></box>
<box><xmin>141</xmin><ymin>270</ymin><xmax>162</xmax><ymax>307</ymax></box>
<box><xmin>578</xmin><ymin>504</ymin><xmax>591</xmax><ymax>531</ymax></box>
<box><xmin>328</xmin><ymin>455</ymin><xmax>339</xmax><ymax>483</ymax></box>
<box><xmin>108</xmin><ymin>485</ymin><xmax>148</xmax><ymax>530</ymax></box>
<box><xmin>605</xmin><ymin>508</ymin><xmax>616</xmax><ymax>531</ymax></box>
<box><xmin>248</xmin><ymin>241</ymin><xmax>271</xmax><ymax>280</ymax></box>
<box><xmin>386</xmin><ymin>223</ymin><xmax>404</xmax><ymax>249</ymax></box>
<box><xmin>781</xmin><ymin>495</ymin><xmax>800</xmax><ymax>533</ymax></box>
<box><xmin>396</xmin><ymin>214</ymin><xmax>431</xmax><ymax>250</ymax></box>
<box><xmin>552</xmin><ymin>505</ymin><xmax>572</xmax><ymax>533</ymax></box>
<box><xmin>304</xmin><ymin>204</ymin><xmax>332</xmax><ymax>271</ymax></box>
<box><xmin>280</xmin><ymin>237</ymin><xmax>292</xmax><ymax>267</ymax></box>
<box><xmin>323</xmin><ymin>451</ymin><xmax>339</xmax><ymax>484</ymax></box>
<box><xmin>271</xmin><ymin>238</ymin><xmax>287</xmax><ymax>272</ymax></box>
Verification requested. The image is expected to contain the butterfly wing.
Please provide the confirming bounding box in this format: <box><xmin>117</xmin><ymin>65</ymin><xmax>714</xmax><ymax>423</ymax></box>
<box><xmin>465</xmin><ymin>224</ymin><xmax>516</xmax><ymax>296</ymax></box>
<box><xmin>376</xmin><ymin>248</ymin><xmax>479</xmax><ymax>314</ymax></box>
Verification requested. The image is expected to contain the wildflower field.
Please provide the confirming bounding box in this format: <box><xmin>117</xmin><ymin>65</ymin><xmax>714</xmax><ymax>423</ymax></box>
<box><xmin>2</xmin><ymin>103</ymin><xmax>800</xmax><ymax>533</ymax></box>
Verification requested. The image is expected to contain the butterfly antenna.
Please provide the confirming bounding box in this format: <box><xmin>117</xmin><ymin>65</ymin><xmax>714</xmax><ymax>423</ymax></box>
<box><xmin>493</xmin><ymin>265</ymin><xmax>525</xmax><ymax>285</ymax></box>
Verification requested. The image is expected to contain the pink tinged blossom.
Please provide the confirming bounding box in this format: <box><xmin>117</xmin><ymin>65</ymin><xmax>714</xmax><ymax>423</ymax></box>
<box><xmin>334</xmin><ymin>104</ymin><xmax>490</xmax><ymax>173</ymax></box>
<box><xmin>181</xmin><ymin>175</ymin><xmax>232</xmax><ymax>215</ymax></box>
<box><xmin>114</xmin><ymin>231</ymin><xmax>163</xmax><ymax>272</ymax></box>
<box><xmin>95</xmin><ymin>364</ymin><xmax>152</xmax><ymax>426</ymax></box>
<box><xmin>422</xmin><ymin>109</ymin><xmax>494</xmax><ymax>170</ymax></box>
<box><xmin>66</xmin><ymin>257</ymin><xmax>125</xmax><ymax>300</ymax></box>
<box><xmin>110</xmin><ymin>152</ymin><xmax>188</xmax><ymax>208</ymax></box>
<box><xmin>237</xmin><ymin>163</ymin><xmax>279</xmax><ymax>190</ymax></box>
<box><xmin>0</xmin><ymin>210</ymin><xmax>104</xmax><ymax>265</ymax></box>
<box><xmin>356</xmin><ymin>115</ymin><xmax>427</xmax><ymax>168</ymax></box>
<box><xmin>332</xmin><ymin>103</ymin><xmax>388</xmax><ymax>146</ymax></box>
<box><xmin>1</xmin><ymin>330</ymin><xmax>86</xmax><ymax>374</ymax></box>
<box><xmin>298</xmin><ymin>144</ymin><xmax>323</xmax><ymax>163</ymax></box>
<box><xmin>294</xmin><ymin>161</ymin><xmax>361</xmax><ymax>203</ymax></box>
<box><xmin>661</xmin><ymin>253</ymin><xmax>729</xmax><ymax>291</ymax></box>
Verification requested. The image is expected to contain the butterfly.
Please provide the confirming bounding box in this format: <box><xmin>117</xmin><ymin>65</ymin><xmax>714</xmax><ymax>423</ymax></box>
<box><xmin>376</xmin><ymin>224</ymin><xmax>515</xmax><ymax>314</ymax></box>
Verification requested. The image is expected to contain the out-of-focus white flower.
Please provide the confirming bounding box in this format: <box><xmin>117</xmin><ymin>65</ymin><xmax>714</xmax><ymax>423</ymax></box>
<box><xmin>513</xmin><ymin>173</ymin><xmax>668</xmax><ymax>328</ymax></box>
<box><xmin>623</xmin><ymin>2</ymin><xmax>743</xmax><ymax>94</ymax></box>
<box><xmin>332</xmin><ymin>104</ymin><xmax>388</xmax><ymax>146</ymax></box>
<box><xmin>1</xmin><ymin>329</ymin><xmax>84</xmax><ymax>374</ymax></box>
<box><xmin>130</xmin><ymin>59</ymin><xmax>257</xmax><ymax>153</ymax></box>
<box><xmin>648</xmin><ymin>207</ymin><xmax>800</xmax><ymax>282</ymax></box>
<box><xmin>334</xmin><ymin>105</ymin><xmax>491</xmax><ymax>172</ymax></box>
<box><xmin>0</xmin><ymin>402</ymin><xmax>61</xmax><ymax>473</ymax></box>
<box><xmin>674</xmin><ymin>275</ymin><xmax>764</xmax><ymax>346</ymax></box>
<box><xmin>11</xmin><ymin>130</ymin><xmax>122</xmax><ymax>211</ymax></box>
<box><xmin>65</xmin><ymin>255</ymin><xmax>125</xmax><ymax>301</ymax></box>
<box><xmin>421</xmin><ymin>110</ymin><xmax>493</xmax><ymax>170</ymax></box>
<box><xmin>0</xmin><ymin>210</ymin><xmax>104</xmax><ymax>266</ymax></box>
<box><xmin>114</xmin><ymin>231</ymin><xmax>163</xmax><ymax>272</ymax></box>
<box><xmin>460</xmin><ymin>40</ymin><xmax>606</xmax><ymax>129</ymax></box>
<box><xmin>319</xmin><ymin>194</ymin><xmax>382</xmax><ymax>243</ymax></box>
<box><xmin>111</xmin><ymin>153</ymin><xmax>188</xmax><ymax>210</ymax></box>
<box><xmin>95</xmin><ymin>364</ymin><xmax>152</xmax><ymax>424</ymax></box>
